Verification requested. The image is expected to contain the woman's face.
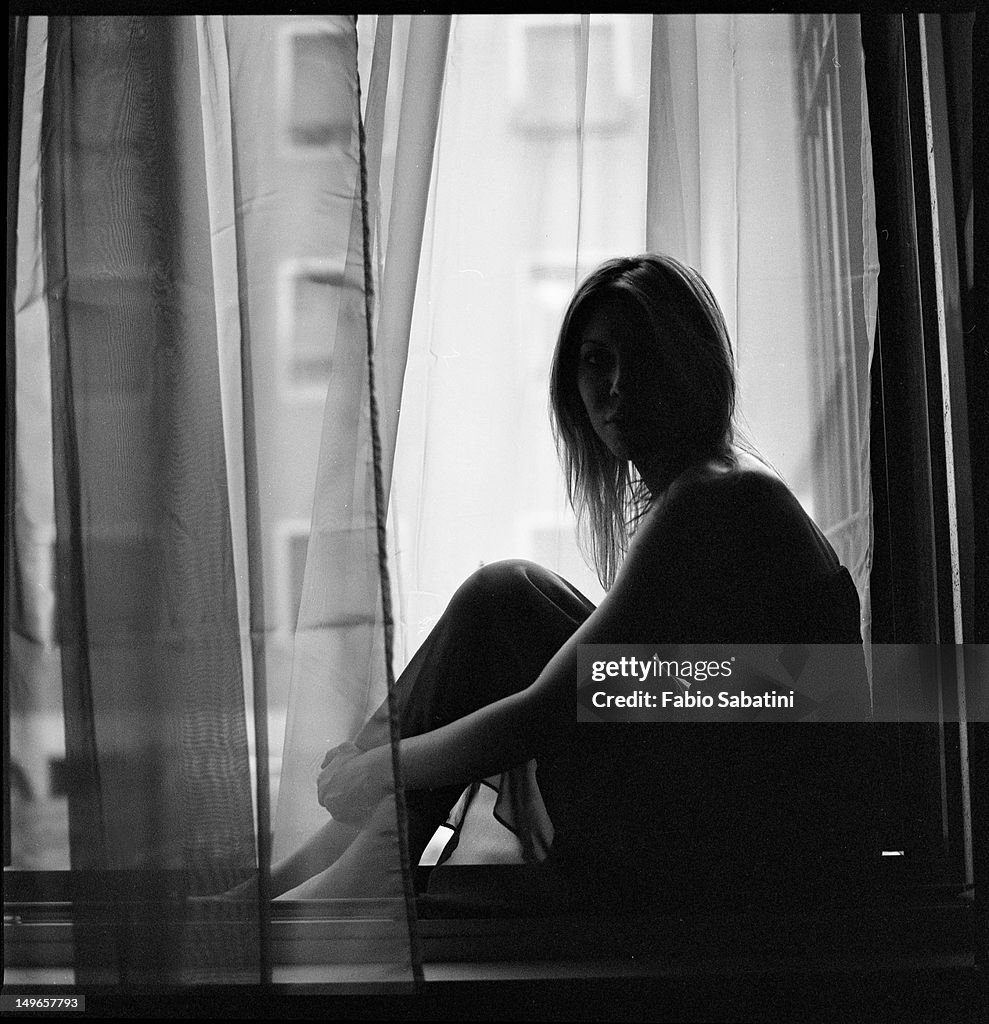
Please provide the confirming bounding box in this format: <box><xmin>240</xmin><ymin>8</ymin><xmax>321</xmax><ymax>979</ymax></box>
<box><xmin>575</xmin><ymin>291</ymin><xmax>672</xmax><ymax>467</ymax></box>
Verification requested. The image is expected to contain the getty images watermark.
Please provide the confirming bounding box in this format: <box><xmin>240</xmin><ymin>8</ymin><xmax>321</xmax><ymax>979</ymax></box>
<box><xmin>589</xmin><ymin>653</ymin><xmax>795</xmax><ymax>709</ymax></box>
<box><xmin>576</xmin><ymin>644</ymin><xmax>987</xmax><ymax>723</ymax></box>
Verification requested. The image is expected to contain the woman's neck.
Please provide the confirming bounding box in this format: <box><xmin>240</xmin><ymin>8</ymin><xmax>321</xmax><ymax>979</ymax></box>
<box><xmin>632</xmin><ymin>454</ymin><xmax>680</xmax><ymax>498</ymax></box>
<box><xmin>633</xmin><ymin>447</ymin><xmax>735</xmax><ymax>499</ymax></box>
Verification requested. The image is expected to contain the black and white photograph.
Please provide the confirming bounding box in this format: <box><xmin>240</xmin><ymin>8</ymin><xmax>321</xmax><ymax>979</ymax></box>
<box><xmin>3</xmin><ymin>10</ymin><xmax>984</xmax><ymax>1021</ymax></box>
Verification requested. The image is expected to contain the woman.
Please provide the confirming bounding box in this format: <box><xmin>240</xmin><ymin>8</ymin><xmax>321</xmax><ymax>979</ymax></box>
<box><xmin>271</xmin><ymin>253</ymin><xmax>872</xmax><ymax>906</ymax></box>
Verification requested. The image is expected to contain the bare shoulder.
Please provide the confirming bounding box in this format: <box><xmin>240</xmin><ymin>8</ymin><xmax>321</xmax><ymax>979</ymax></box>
<box><xmin>665</xmin><ymin>452</ymin><xmax>790</xmax><ymax>513</ymax></box>
<box><xmin>643</xmin><ymin>452</ymin><xmax>837</xmax><ymax>572</ymax></box>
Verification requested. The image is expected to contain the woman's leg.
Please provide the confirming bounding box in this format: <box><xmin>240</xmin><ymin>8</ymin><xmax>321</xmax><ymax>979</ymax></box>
<box><xmin>208</xmin><ymin>818</ymin><xmax>360</xmax><ymax>900</ymax></box>
<box><xmin>266</xmin><ymin>818</ymin><xmax>360</xmax><ymax>897</ymax></box>
<box><xmin>280</xmin><ymin>799</ymin><xmax>408</xmax><ymax>899</ymax></box>
<box><xmin>356</xmin><ymin>560</ymin><xmax>595</xmax><ymax>868</ymax></box>
<box><xmin>278</xmin><ymin>560</ymin><xmax>594</xmax><ymax>897</ymax></box>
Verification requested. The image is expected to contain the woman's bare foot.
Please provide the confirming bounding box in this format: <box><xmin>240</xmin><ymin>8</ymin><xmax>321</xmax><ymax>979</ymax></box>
<box><xmin>280</xmin><ymin>800</ymin><xmax>407</xmax><ymax>900</ymax></box>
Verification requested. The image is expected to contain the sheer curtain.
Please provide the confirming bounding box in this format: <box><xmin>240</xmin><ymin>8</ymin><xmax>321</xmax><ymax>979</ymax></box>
<box><xmin>647</xmin><ymin>14</ymin><xmax>877</xmax><ymax>629</ymax></box>
<box><xmin>9</xmin><ymin>14</ymin><xmax>420</xmax><ymax>985</ymax></box>
<box><xmin>389</xmin><ymin>13</ymin><xmax>875</xmax><ymax>660</ymax></box>
<box><xmin>272</xmin><ymin>15</ymin><xmax>450</xmax><ymax>870</ymax></box>
<box><xmin>8</xmin><ymin>12</ymin><xmax>878</xmax><ymax>985</ymax></box>
<box><xmin>12</xmin><ymin>15</ymin><xmax>265</xmax><ymax>983</ymax></box>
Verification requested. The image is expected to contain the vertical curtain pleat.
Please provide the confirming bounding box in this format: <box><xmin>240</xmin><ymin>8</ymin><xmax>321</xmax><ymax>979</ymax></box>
<box><xmin>194</xmin><ymin>14</ymin><xmax>273</xmax><ymax>980</ymax></box>
<box><xmin>195</xmin><ymin>15</ymin><xmax>254</xmax><ymax>738</ymax></box>
<box><xmin>374</xmin><ymin>16</ymin><xmax>451</xmax><ymax>498</ymax></box>
<box><xmin>573</xmin><ymin>14</ymin><xmax>590</xmax><ymax>273</ymax></box>
<box><xmin>12</xmin><ymin>19</ymin><xmax>57</xmax><ymax>663</ymax></box>
<box><xmin>224</xmin><ymin>12</ymin><xmax>419</xmax><ymax>982</ymax></box>
<box><xmin>844</xmin><ymin>15</ymin><xmax>881</xmax><ymax>643</ymax></box>
<box><xmin>40</xmin><ymin>16</ymin><xmax>259</xmax><ymax>984</ymax></box>
<box><xmin>360</xmin><ymin>17</ymin><xmax>392</xmax><ymax>294</ymax></box>
<box><xmin>11</xmin><ymin>17</ymin><xmax>66</xmax><ymax>870</ymax></box>
<box><xmin>41</xmin><ymin>24</ymin><xmax>113</xmax><ymax>985</ymax></box>
<box><xmin>648</xmin><ymin>15</ymin><xmax>740</xmax><ymax>342</ymax></box>
<box><xmin>647</xmin><ymin>14</ymin><xmax>877</xmax><ymax>643</ymax></box>
<box><xmin>6</xmin><ymin>15</ymin><xmax>29</xmax><ymax>866</ymax></box>
<box><xmin>647</xmin><ymin>15</ymin><xmax>700</xmax><ymax>265</ymax></box>
<box><xmin>257</xmin><ymin>17</ymin><xmax>375</xmax><ymax>850</ymax></box>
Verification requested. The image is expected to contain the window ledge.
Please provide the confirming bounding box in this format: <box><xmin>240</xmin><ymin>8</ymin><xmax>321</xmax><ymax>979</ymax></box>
<box><xmin>5</xmin><ymin>893</ymin><xmax>979</xmax><ymax>976</ymax></box>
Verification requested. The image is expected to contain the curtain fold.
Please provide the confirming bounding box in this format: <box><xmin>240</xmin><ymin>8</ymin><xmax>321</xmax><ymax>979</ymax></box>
<box><xmin>37</xmin><ymin>16</ymin><xmax>260</xmax><ymax>982</ymax></box>
<box><xmin>268</xmin><ymin>18</ymin><xmax>449</xmax><ymax>981</ymax></box>
<box><xmin>5</xmin><ymin>14</ymin><xmax>27</xmax><ymax>867</ymax></box>
<box><xmin>647</xmin><ymin>14</ymin><xmax>877</xmax><ymax>643</ymax></box>
<box><xmin>648</xmin><ymin>16</ymin><xmax>741</xmax><ymax>375</ymax></box>
<box><xmin>374</xmin><ymin>16</ymin><xmax>452</xmax><ymax>498</ymax></box>
<box><xmin>195</xmin><ymin>15</ymin><xmax>254</xmax><ymax>739</ymax></box>
<box><xmin>194</xmin><ymin>14</ymin><xmax>274</xmax><ymax>975</ymax></box>
<box><xmin>12</xmin><ymin>16</ymin><xmax>67</xmax><ymax>871</ymax></box>
<box><xmin>219</xmin><ymin>8</ymin><xmax>440</xmax><ymax>978</ymax></box>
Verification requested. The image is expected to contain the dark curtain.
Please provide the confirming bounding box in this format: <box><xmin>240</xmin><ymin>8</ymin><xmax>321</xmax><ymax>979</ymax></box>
<box><xmin>41</xmin><ymin>17</ymin><xmax>260</xmax><ymax>984</ymax></box>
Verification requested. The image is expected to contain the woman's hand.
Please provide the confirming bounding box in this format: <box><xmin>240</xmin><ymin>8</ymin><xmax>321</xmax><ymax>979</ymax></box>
<box><xmin>316</xmin><ymin>742</ymin><xmax>390</xmax><ymax>827</ymax></box>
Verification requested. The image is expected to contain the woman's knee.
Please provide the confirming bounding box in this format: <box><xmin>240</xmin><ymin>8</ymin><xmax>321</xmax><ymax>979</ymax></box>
<box><xmin>448</xmin><ymin>559</ymin><xmax>592</xmax><ymax>629</ymax></box>
<box><xmin>449</xmin><ymin>559</ymin><xmax>544</xmax><ymax>613</ymax></box>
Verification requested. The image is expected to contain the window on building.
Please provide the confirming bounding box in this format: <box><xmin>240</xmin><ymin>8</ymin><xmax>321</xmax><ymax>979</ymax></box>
<box><xmin>508</xmin><ymin>15</ymin><xmax>634</xmax><ymax>134</ymax></box>
<box><xmin>277</xmin><ymin>259</ymin><xmax>345</xmax><ymax>400</ymax></box>
<box><xmin>274</xmin><ymin>520</ymin><xmax>310</xmax><ymax>635</ymax></box>
<box><xmin>277</xmin><ymin>23</ymin><xmax>352</xmax><ymax>152</ymax></box>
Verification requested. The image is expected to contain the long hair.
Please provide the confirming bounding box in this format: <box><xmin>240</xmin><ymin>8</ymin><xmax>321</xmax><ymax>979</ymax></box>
<box><xmin>549</xmin><ymin>253</ymin><xmax>737</xmax><ymax>589</ymax></box>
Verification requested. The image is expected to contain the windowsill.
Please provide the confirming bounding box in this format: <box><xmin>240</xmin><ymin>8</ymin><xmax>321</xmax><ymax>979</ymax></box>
<box><xmin>3</xmin><ymin>890</ymin><xmax>983</xmax><ymax>1024</ymax></box>
<box><xmin>4</xmin><ymin>885</ymin><xmax>979</xmax><ymax>979</ymax></box>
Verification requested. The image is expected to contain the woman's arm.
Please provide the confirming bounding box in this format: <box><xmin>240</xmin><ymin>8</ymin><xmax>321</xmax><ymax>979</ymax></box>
<box><xmin>318</xmin><ymin>618</ymin><xmax>596</xmax><ymax>822</ymax></box>
<box><xmin>395</xmin><ymin>482</ymin><xmax>707</xmax><ymax>788</ymax></box>
<box><xmin>318</xmin><ymin>483</ymin><xmax>699</xmax><ymax>822</ymax></box>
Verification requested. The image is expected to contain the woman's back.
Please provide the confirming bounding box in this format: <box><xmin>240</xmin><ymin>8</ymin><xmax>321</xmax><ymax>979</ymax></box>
<box><xmin>606</xmin><ymin>454</ymin><xmax>852</xmax><ymax>641</ymax></box>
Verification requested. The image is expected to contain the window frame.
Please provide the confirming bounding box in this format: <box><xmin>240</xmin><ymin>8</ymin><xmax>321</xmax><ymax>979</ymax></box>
<box><xmin>860</xmin><ymin>10</ymin><xmax>984</xmax><ymax>926</ymax></box>
<box><xmin>4</xmin><ymin>10</ymin><xmax>984</xmax><ymax>1005</ymax></box>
